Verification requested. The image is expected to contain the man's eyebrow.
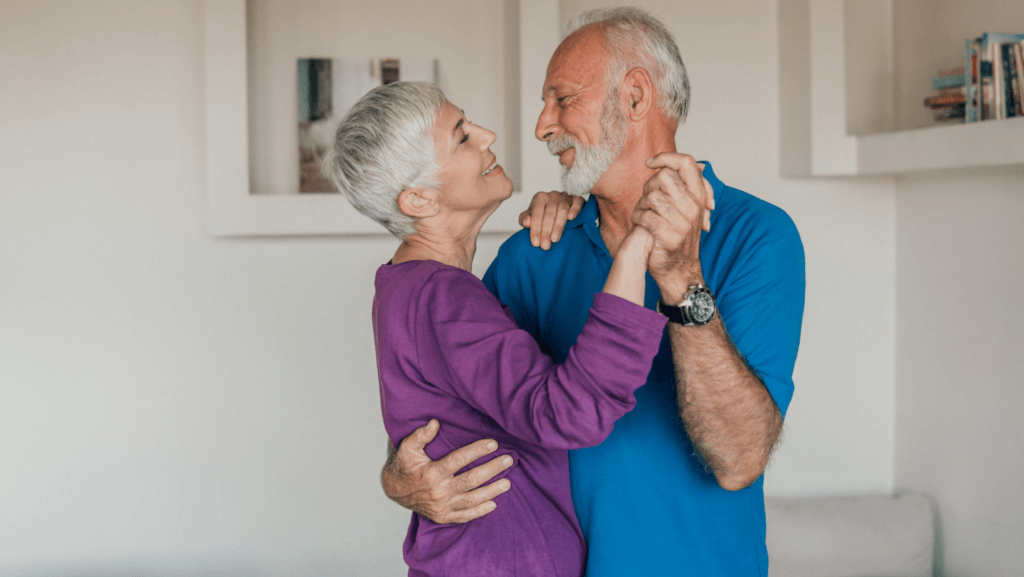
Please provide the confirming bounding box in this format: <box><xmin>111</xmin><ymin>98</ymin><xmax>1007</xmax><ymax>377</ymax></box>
<box><xmin>541</xmin><ymin>84</ymin><xmax>568</xmax><ymax>101</ymax></box>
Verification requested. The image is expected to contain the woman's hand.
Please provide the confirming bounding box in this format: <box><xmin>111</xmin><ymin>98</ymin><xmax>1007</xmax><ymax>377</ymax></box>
<box><xmin>601</xmin><ymin>225</ymin><xmax>654</xmax><ymax>307</ymax></box>
<box><xmin>617</xmin><ymin>225</ymin><xmax>655</xmax><ymax>262</ymax></box>
<box><xmin>630</xmin><ymin>154</ymin><xmax>715</xmax><ymax>303</ymax></box>
<box><xmin>518</xmin><ymin>191</ymin><xmax>585</xmax><ymax>250</ymax></box>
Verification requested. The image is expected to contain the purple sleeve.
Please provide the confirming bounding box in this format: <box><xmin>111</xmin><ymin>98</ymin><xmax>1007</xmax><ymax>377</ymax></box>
<box><xmin>417</xmin><ymin>269</ymin><xmax>667</xmax><ymax>449</ymax></box>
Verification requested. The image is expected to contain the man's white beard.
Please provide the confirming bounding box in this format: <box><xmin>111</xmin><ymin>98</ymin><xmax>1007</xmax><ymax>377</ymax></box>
<box><xmin>548</xmin><ymin>99</ymin><xmax>628</xmax><ymax>197</ymax></box>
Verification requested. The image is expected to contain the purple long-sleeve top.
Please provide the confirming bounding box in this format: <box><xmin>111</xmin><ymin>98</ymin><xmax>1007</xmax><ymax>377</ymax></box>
<box><xmin>373</xmin><ymin>260</ymin><xmax>667</xmax><ymax>577</ymax></box>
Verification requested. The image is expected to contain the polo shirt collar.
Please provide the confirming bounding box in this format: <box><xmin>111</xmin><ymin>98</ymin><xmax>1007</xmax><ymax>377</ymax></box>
<box><xmin>567</xmin><ymin>192</ymin><xmax>599</xmax><ymax>229</ymax></box>
<box><xmin>701</xmin><ymin>161</ymin><xmax>724</xmax><ymax>199</ymax></box>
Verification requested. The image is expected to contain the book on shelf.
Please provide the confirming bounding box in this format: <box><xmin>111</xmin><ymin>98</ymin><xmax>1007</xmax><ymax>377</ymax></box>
<box><xmin>923</xmin><ymin>93</ymin><xmax>966</xmax><ymax>107</ymax></box>
<box><xmin>966</xmin><ymin>33</ymin><xmax>1024</xmax><ymax>121</ymax></box>
<box><xmin>1002</xmin><ymin>43</ymin><xmax>1018</xmax><ymax>117</ymax></box>
<box><xmin>933</xmin><ymin>106</ymin><xmax>966</xmax><ymax>124</ymax></box>
<box><xmin>923</xmin><ymin>65</ymin><xmax>968</xmax><ymax>124</ymax></box>
<box><xmin>1005</xmin><ymin>43</ymin><xmax>1024</xmax><ymax>117</ymax></box>
<box><xmin>1016</xmin><ymin>43</ymin><xmax>1024</xmax><ymax>116</ymax></box>
<box><xmin>966</xmin><ymin>39</ymin><xmax>980</xmax><ymax>121</ymax></box>
<box><xmin>931</xmin><ymin>73</ymin><xmax>965</xmax><ymax>90</ymax></box>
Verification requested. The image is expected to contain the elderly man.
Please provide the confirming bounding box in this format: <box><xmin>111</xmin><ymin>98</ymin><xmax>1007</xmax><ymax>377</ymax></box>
<box><xmin>381</xmin><ymin>7</ymin><xmax>804</xmax><ymax>576</ymax></box>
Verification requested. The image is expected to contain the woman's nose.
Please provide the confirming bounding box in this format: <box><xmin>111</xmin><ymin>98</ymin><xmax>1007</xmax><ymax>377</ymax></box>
<box><xmin>480</xmin><ymin>127</ymin><xmax>497</xmax><ymax>149</ymax></box>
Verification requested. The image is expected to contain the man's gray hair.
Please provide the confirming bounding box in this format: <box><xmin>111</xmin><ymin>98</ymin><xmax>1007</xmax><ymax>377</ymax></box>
<box><xmin>321</xmin><ymin>81</ymin><xmax>444</xmax><ymax>239</ymax></box>
<box><xmin>565</xmin><ymin>7</ymin><xmax>690</xmax><ymax>124</ymax></box>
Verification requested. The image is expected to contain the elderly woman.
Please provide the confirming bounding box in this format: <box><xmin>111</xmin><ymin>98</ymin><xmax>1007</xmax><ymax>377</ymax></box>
<box><xmin>322</xmin><ymin>81</ymin><xmax>665</xmax><ymax>577</ymax></box>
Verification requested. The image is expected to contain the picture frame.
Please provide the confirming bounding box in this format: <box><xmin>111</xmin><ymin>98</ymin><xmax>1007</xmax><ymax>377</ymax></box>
<box><xmin>203</xmin><ymin>0</ymin><xmax>561</xmax><ymax>237</ymax></box>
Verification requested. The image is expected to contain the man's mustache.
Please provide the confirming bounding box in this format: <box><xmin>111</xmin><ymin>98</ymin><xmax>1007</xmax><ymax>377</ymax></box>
<box><xmin>547</xmin><ymin>134</ymin><xmax>579</xmax><ymax>156</ymax></box>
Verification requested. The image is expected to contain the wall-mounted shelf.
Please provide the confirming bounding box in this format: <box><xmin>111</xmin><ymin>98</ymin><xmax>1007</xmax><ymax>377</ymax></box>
<box><xmin>857</xmin><ymin>116</ymin><xmax>1024</xmax><ymax>175</ymax></box>
<box><xmin>779</xmin><ymin>0</ymin><xmax>1024</xmax><ymax>178</ymax></box>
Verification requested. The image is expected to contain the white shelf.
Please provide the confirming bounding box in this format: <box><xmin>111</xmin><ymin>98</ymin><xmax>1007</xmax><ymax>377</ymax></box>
<box><xmin>858</xmin><ymin>116</ymin><xmax>1024</xmax><ymax>175</ymax></box>
<box><xmin>779</xmin><ymin>0</ymin><xmax>1024</xmax><ymax>178</ymax></box>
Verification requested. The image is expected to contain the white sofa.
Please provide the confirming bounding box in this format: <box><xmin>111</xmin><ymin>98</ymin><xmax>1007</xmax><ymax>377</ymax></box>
<box><xmin>765</xmin><ymin>493</ymin><xmax>935</xmax><ymax>577</ymax></box>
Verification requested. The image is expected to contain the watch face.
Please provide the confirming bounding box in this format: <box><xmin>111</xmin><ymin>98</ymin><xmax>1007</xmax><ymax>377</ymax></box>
<box><xmin>690</xmin><ymin>290</ymin><xmax>716</xmax><ymax>323</ymax></box>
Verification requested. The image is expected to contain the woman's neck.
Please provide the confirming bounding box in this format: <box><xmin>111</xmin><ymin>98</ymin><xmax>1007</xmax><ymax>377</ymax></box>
<box><xmin>391</xmin><ymin>228</ymin><xmax>477</xmax><ymax>272</ymax></box>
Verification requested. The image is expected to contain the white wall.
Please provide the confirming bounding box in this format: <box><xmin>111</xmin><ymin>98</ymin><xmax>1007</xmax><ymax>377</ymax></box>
<box><xmin>0</xmin><ymin>2</ymin><xmax>432</xmax><ymax>574</ymax></box>
<box><xmin>1</xmin><ymin>0</ymin><xmax>897</xmax><ymax>575</ymax></box>
<box><xmin>890</xmin><ymin>2</ymin><xmax>1024</xmax><ymax>571</ymax></box>
<box><xmin>894</xmin><ymin>166</ymin><xmax>1024</xmax><ymax>576</ymax></box>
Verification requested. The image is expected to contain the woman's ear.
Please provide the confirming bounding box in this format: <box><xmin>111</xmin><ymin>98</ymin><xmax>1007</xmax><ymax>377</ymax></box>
<box><xmin>622</xmin><ymin>67</ymin><xmax>655</xmax><ymax>121</ymax></box>
<box><xmin>397</xmin><ymin>186</ymin><xmax>440</xmax><ymax>218</ymax></box>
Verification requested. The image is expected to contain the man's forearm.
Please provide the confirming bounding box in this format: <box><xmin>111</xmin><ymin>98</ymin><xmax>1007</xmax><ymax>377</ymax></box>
<box><xmin>668</xmin><ymin>316</ymin><xmax>782</xmax><ymax>491</ymax></box>
<box><xmin>381</xmin><ymin>439</ymin><xmax>400</xmax><ymax>500</ymax></box>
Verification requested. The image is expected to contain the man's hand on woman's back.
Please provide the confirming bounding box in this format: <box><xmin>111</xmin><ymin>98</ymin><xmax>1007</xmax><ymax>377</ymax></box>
<box><xmin>381</xmin><ymin>419</ymin><xmax>514</xmax><ymax>524</ymax></box>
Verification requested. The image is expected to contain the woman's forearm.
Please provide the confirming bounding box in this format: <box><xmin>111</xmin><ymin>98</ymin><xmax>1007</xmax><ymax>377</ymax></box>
<box><xmin>602</xmin><ymin>227</ymin><xmax>652</xmax><ymax>306</ymax></box>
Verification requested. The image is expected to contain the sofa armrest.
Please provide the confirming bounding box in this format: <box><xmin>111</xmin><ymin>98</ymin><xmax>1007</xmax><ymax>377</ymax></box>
<box><xmin>765</xmin><ymin>493</ymin><xmax>935</xmax><ymax>577</ymax></box>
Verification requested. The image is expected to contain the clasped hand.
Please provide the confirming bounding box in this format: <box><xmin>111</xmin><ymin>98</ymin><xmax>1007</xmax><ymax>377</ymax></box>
<box><xmin>631</xmin><ymin>153</ymin><xmax>715</xmax><ymax>298</ymax></box>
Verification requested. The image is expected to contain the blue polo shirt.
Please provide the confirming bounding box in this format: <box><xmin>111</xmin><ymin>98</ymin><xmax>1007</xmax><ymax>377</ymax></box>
<box><xmin>482</xmin><ymin>162</ymin><xmax>805</xmax><ymax>576</ymax></box>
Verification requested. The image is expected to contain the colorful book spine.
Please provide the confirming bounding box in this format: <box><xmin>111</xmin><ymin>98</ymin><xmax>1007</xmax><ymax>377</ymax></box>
<box><xmin>965</xmin><ymin>39</ymin><xmax>980</xmax><ymax>122</ymax></box>
<box><xmin>931</xmin><ymin>74</ymin><xmax>965</xmax><ymax>90</ymax></box>
<box><xmin>982</xmin><ymin>32</ymin><xmax>1024</xmax><ymax>45</ymax></box>
<box><xmin>981</xmin><ymin>48</ymin><xmax>993</xmax><ymax>119</ymax></box>
<box><xmin>923</xmin><ymin>94</ymin><xmax>966</xmax><ymax>107</ymax></box>
<box><xmin>994</xmin><ymin>40</ymin><xmax>1004</xmax><ymax>119</ymax></box>
<box><xmin>933</xmin><ymin>106</ymin><xmax>966</xmax><ymax>123</ymax></box>
<box><xmin>1003</xmin><ymin>43</ymin><xmax>1018</xmax><ymax>117</ymax></box>
<box><xmin>1011</xmin><ymin>42</ymin><xmax>1019</xmax><ymax>115</ymax></box>
<box><xmin>980</xmin><ymin>33</ymin><xmax>1024</xmax><ymax>120</ymax></box>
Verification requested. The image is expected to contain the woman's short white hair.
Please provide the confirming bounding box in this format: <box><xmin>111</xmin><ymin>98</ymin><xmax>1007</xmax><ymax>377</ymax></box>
<box><xmin>321</xmin><ymin>81</ymin><xmax>444</xmax><ymax>239</ymax></box>
<box><xmin>565</xmin><ymin>7</ymin><xmax>690</xmax><ymax>124</ymax></box>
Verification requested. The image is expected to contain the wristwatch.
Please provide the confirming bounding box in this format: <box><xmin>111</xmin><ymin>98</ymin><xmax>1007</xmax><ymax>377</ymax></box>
<box><xmin>657</xmin><ymin>284</ymin><xmax>716</xmax><ymax>326</ymax></box>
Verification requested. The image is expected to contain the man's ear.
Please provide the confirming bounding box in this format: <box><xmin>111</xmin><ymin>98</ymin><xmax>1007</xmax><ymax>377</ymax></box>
<box><xmin>397</xmin><ymin>186</ymin><xmax>440</xmax><ymax>218</ymax></box>
<box><xmin>622</xmin><ymin>67</ymin><xmax>655</xmax><ymax>121</ymax></box>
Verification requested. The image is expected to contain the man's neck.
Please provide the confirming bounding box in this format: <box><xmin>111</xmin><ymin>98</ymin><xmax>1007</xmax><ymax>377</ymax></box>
<box><xmin>593</xmin><ymin>126</ymin><xmax>677</xmax><ymax>255</ymax></box>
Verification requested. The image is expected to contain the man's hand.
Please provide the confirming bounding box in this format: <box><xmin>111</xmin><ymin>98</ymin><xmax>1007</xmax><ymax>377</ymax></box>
<box><xmin>381</xmin><ymin>419</ymin><xmax>514</xmax><ymax>524</ymax></box>
<box><xmin>631</xmin><ymin>154</ymin><xmax>715</xmax><ymax>302</ymax></box>
<box><xmin>519</xmin><ymin>191</ymin><xmax>585</xmax><ymax>250</ymax></box>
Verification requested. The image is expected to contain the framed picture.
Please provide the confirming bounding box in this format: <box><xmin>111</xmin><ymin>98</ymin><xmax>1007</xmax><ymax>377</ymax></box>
<box><xmin>203</xmin><ymin>0</ymin><xmax>561</xmax><ymax>236</ymax></box>
<box><xmin>297</xmin><ymin>57</ymin><xmax>438</xmax><ymax>193</ymax></box>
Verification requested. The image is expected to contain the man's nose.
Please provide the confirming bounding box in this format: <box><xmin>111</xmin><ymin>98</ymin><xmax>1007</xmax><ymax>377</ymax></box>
<box><xmin>535</xmin><ymin>102</ymin><xmax>558</xmax><ymax>142</ymax></box>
